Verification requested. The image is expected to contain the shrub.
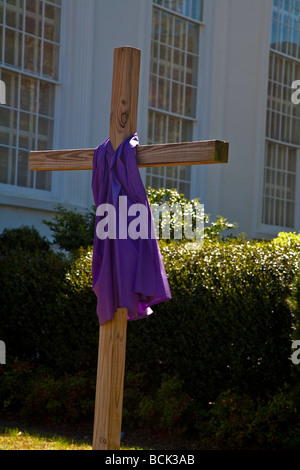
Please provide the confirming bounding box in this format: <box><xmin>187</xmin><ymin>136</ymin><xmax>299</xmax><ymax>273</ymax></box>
<box><xmin>137</xmin><ymin>376</ymin><xmax>203</xmax><ymax>437</ymax></box>
<box><xmin>50</xmin><ymin>232</ymin><xmax>300</xmax><ymax>405</ymax></box>
<box><xmin>22</xmin><ymin>370</ymin><xmax>95</xmax><ymax>425</ymax></box>
<box><xmin>0</xmin><ymin>246</ymin><xmax>69</xmax><ymax>366</ymax></box>
<box><xmin>126</xmin><ymin>235</ymin><xmax>299</xmax><ymax>404</ymax></box>
<box><xmin>0</xmin><ymin>235</ymin><xmax>98</xmax><ymax>374</ymax></box>
<box><xmin>43</xmin><ymin>204</ymin><xmax>95</xmax><ymax>253</ymax></box>
<box><xmin>0</xmin><ymin>360</ymin><xmax>34</xmax><ymax>412</ymax></box>
<box><xmin>1</xmin><ymin>218</ymin><xmax>300</xmax><ymax>440</ymax></box>
<box><xmin>146</xmin><ymin>187</ymin><xmax>235</xmax><ymax>241</ymax></box>
<box><xmin>208</xmin><ymin>388</ymin><xmax>300</xmax><ymax>449</ymax></box>
<box><xmin>0</xmin><ymin>225</ymin><xmax>51</xmax><ymax>254</ymax></box>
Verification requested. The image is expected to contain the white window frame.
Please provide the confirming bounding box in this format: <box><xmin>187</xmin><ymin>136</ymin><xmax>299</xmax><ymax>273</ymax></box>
<box><xmin>146</xmin><ymin>1</ymin><xmax>204</xmax><ymax>198</ymax></box>
<box><xmin>0</xmin><ymin>0</ymin><xmax>61</xmax><ymax>198</ymax></box>
<box><xmin>260</xmin><ymin>0</ymin><xmax>300</xmax><ymax>234</ymax></box>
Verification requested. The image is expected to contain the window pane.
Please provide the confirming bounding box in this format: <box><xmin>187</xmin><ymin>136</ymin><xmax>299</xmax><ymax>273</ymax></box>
<box><xmin>181</xmin><ymin>120</ymin><xmax>193</xmax><ymax>141</ymax></box>
<box><xmin>0</xmin><ymin>1</ymin><xmax>3</xmax><ymax>24</ymax></box>
<box><xmin>277</xmin><ymin>145</ymin><xmax>286</xmax><ymax>170</ymax></box>
<box><xmin>186</xmin><ymin>53</ymin><xmax>198</xmax><ymax>85</ymax></box>
<box><xmin>19</xmin><ymin>112</ymin><xmax>36</xmax><ymax>149</ymax></box>
<box><xmin>187</xmin><ymin>22</ymin><xmax>199</xmax><ymax>53</ymax></box>
<box><xmin>24</xmin><ymin>35</ymin><xmax>41</xmax><ymax>74</ymax></box>
<box><xmin>286</xmin><ymin>201</ymin><xmax>295</xmax><ymax>227</ymax></box>
<box><xmin>39</xmin><ymin>81</ymin><xmax>55</xmax><ymax>117</ymax></box>
<box><xmin>17</xmin><ymin>149</ymin><xmax>33</xmax><ymax>187</ymax></box>
<box><xmin>26</xmin><ymin>0</ymin><xmax>42</xmax><ymax>15</ymax></box>
<box><xmin>152</xmin><ymin>8</ymin><xmax>160</xmax><ymax>42</ymax></box>
<box><xmin>1</xmin><ymin>71</ymin><xmax>18</xmax><ymax>108</ymax></box>
<box><xmin>286</xmin><ymin>173</ymin><xmax>296</xmax><ymax>199</ymax></box>
<box><xmin>185</xmin><ymin>86</ymin><xmax>197</xmax><ymax>117</ymax></box>
<box><xmin>148</xmin><ymin>110</ymin><xmax>154</xmax><ymax>143</ymax></box>
<box><xmin>177</xmin><ymin>0</ymin><xmax>191</xmax><ymax>17</ymax></box>
<box><xmin>0</xmin><ymin>25</ymin><xmax>2</xmax><ymax>62</ymax></box>
<box><xmin>288</xmin><ymin>149</ymin><xmax>297</xmax><ymax>171</ymax></box>
<box><xmin>5</xmin><ymin>28</ymin><xmax>22</xmax><ymax>68</ymax></box>
<box><xmin>6</xmin><ymin>0</ymin><xmax>24</xmax><ymax>29</ymax></box>
<box><xmin>158</xmin><ymin>77</ymin><xmax>170</xmax><ymax>110</ymax></box>
<box><xmin>154</xmin><ymin>113</ymin><xmax>167</xmax><ymax>143</ymax></box>
<box><xmin>44</xmin><ymin>4</ymin><xmax>61</xmax><ymax>42</ymax></box>
<box><xmin>168</xmin><ymin>116</ymin><xmax>181</xmax><ymax>142</ymax></box>
<box><xmin>291</xmin><ymin>117</ymin><xmax>300</xmax><ymax>144</ymax></box>
<box><xmin>174</xmin><ymin>18</ymin><xmax>186</xmax><ymax>50</ymax></box>
<box><xmin>25</xmin><ymin>4</ymin><xmax>42</xmax><ymax>36</ymax></box>
<box><xmin>150</xmin><ymin>41</ymin><xmax>158</xmax><ymax>74</ymax></box>
<box><xmin>149</xmin><ymin>74</ymin><xmax>157</xmax><ymax>108</ymax></box>
<box><xmin>38</xmin><ymin>116</ymin><xmax>53</xmax><ymax>147</ymax></box>
<box><xmin>173</xmin><ymin>49</ymin><xmax>185</xmax><ymax>82</ymax></box>
<box><xmin>21</xmin><ymin>76</ymin><xmax>37</xmax><ymax>113</ymax></box>
<box><xmin>43</xmin><ymin>41</ymin><xmax>59</xmax><ymax>79</ymax></box>
<box><xmin>171</xmin><ymin>82</ymin><xmax>183</xmax><ymax>114</ymax></box>
<box><xmin>152</xmin><ymin>175</ymin><xmax>164</xmax><ymax>188</ymax></box>
<box><xmin>191</xmin><ymin>0</ymin><xmax>202</xmax><ymax>21</ymax></box>
<box><xmin>159</xmin><ymin>44</ymin><xmax>172</xmax><ymax>78</ymax></box>
<box><xmin>161</xmin><ymin>12</ymin><xmax>173</xmax><ymax>45</ymax></box>
<box><xmin>0</xmin><ymin>108</ymin><xmax>17</xmax><ymax>146</ymax></box>
<box><xmin>154</xmin><ymin>0</ymin><xmax>203</xmax><ymax>21</ymax></box>
<box><xmin>0</xmin><ymin>146</ymin><xmax>16</xmax><ymax>184</ymax></box>
<box><xmin>179</xmin><ymin>180</ymin><xmax>190</xmax><ymax>195</ymax></box>
<box><xmin>180</xmin><ymin>165</ymin><xmax>191</xmax><ymax>180</ymax></box>
<box><xmin>166</xmin><ymin>166</ymin><xmax>178</xmax><ymax>179</ymax></box>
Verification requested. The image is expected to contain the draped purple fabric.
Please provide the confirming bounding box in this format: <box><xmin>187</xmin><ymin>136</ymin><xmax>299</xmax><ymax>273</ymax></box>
<box><xmin>92</xmin><ymin>133</ymin><xmax>171</xmax><ymax>325</ymax></box>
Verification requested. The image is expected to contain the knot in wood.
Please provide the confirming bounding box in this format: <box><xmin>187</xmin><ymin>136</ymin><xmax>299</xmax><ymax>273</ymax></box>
<box><xmin>115</xmin><ymin>332</ymin><xmax>123</xmax><ymax>342</ymax></box>
<box><xmin>119</xmin><ymin>99</ymin><xmax>130</xmax><ymax>129</ymax></box>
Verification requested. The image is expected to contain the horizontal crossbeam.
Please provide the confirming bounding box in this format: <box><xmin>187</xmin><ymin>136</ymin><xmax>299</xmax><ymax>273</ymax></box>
<box><xmin>29</xmin><ymin>140</ymin><xmax>229</xmax><ymax>171</ymax></box>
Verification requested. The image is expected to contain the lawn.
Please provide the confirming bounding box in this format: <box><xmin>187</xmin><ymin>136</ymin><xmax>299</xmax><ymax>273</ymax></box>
<box><xmin>0</xmin><ymin>427</ymin><xmax>144</xmax><ymax>450</ymax></box>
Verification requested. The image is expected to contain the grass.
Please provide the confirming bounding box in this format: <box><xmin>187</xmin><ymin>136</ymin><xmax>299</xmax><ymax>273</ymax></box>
<box><xmin>0</xmin><ymin>427</ymin><xmax>143</xmax><ymax>450</ymax></box>
<box><xmin>0</xmin><ymin>427</ymin><xmax>92</xmax><ymax>450</ymax></box>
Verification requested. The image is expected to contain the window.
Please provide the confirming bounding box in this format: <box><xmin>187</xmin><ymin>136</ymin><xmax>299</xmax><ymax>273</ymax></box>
<box><xmin>146</xmin><ymin>0</ymin><xmax>203</xmax><ymax>198</ymax></box>
<box><xmin>0</xmin><ymin>0</ymin><xmax>61</xmax><ymax>191</ymax></box>
<box><xmin>262</xmin><ymin>141</ymin><xmax>297</xmax><ymax>227</ymax></box>
<box><xmin>271</xmin><ymin>0</ymin><xmax>300</xmax><ymax>58</ymax></box>
<box><xmin>262</xmin><ymin>0</ymin><xmax>300</xmax><ymax>228</ymax></box>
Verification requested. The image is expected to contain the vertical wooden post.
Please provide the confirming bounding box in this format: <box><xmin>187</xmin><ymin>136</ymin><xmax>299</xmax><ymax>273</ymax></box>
<box><xmin>92</xmin><ymin>47</ymin><xmax>141</xmax><ymax>451</ymax></box>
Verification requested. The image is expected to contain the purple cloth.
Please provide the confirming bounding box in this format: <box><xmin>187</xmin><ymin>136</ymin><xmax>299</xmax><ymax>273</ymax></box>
<box><xmin>92</xmin><ymin>133</ymin><xmax>171</xmax><ymax>325</ymax></box>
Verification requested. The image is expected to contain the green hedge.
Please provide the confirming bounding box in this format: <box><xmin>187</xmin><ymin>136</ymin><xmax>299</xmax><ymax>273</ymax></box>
<box><xmin>126</xmin><ymin>235</ymin><xmax>300</xmax><ymax>403</ymax></box>
<box><xmin>1</xmin><ymin>228</ymin><xmax>300</xmax><ymax>400</ymax></box>
<box><xmin>0</xmin><ymin>228</ymin><xmax>99</xmax><ymax>375</ymax></box>
<box><xmin>1</xmin><ymin>225</ymin><xmax>300</xmax><ymax>445</ymax></box>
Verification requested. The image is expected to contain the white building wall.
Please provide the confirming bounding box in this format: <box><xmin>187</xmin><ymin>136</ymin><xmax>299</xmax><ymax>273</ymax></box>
<box><xmin>0</xmin><ymin>0</ymin><xmax>277</xmax><ymax>240</ymax></box>
<box><xmin>0</xmin><ymin>0</ymin><xmax>153</xmax><ymax>238</ymax></box>
<box><xmin>203</xmin><ymin>0</ymin><xmax>273</xmax><ymax>238</ymax></box>
<box><xmin>53</xmin><ymin>0</ymin><xmax>153</xmax><ymax>211</ymax></box>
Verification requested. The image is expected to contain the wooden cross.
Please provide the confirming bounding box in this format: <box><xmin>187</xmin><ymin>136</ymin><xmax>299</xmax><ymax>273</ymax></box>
<box><xmin>29</xmin><ymin>46</ymin><xmax>229</xmax><ymax>451</ymax></box>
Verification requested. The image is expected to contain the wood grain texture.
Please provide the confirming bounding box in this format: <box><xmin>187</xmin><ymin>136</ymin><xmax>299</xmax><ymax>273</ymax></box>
<box><xmin>29</xmin><ymin>140</ymin><xmax>229</xmax><ymax>171</ymax></box>
<box><xmin>92</xmin><ymin>46</ymin><xmax>141</xmax><ymax>451</ymax></box>
<box><xmin>109</xmin><ymin>47</ymin><xmax>141</xmax><ymax>150</ymax></box>
<box><xmin>92</xmin><ymin>309</ymin><xmax>128</xmax><ymax>450</ymax></box>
